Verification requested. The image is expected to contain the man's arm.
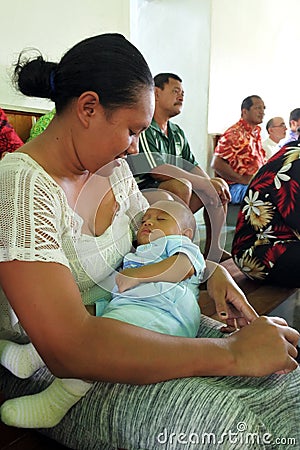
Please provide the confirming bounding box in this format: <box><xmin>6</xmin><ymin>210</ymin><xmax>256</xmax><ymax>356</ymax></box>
<box><xmin>211</xmin><ymin>154</ymin><xmax>252</xmax><ymax>184</ymax></box>
<box><xmin>150</xmin><ymin>163</ymin><xmax>230</xmax><ymax>207</ymax></box>
<box><xmin>138</xmin><ymin>125</ymin><xmax>208</xmax><ymax>183</ymax></box>
<box><xmin>139</xmin><ymin>126</ymin><xmax>230</xmax><ymax>205</ymax></box>
<box><xmin>115</xmin><ymin>254</ymin><xmax>194</xmax><ymax>293</ymax></box>
<box><xmin>150</xmin><ymin>163</ymin><xmax>209</xmax><ymax>184</ymax></box>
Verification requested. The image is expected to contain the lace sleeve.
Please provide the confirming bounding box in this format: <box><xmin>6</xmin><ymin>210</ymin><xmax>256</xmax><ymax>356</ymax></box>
<box><xmin>0</xmin><ymin>163</ymin><xmax>70</xmax><ymax>267</ymax></box>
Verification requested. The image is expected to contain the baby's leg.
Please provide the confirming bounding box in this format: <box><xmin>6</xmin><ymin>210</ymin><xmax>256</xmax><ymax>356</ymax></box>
<box><xmin>0</xmin><ymin>341</ymin><xmax>44</xmax><ymax>378</ymax></box>
<box><xmin>0</xmin><ymin>378</ymin><xmax>92</xmax><ymax>428</ymax></box>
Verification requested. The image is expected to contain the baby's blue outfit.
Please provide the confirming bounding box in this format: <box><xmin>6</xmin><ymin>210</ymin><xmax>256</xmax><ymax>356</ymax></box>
<box><xmin>98</xmin><ymin>235</ymin><xmax>205</xmax><ymax>338</ymax></box>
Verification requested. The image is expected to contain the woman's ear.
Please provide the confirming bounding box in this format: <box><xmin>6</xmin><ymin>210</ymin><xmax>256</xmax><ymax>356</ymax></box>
<box><xmin>76</xmin><ymin>91</ymin><xmax>100</xmax><ymax>127</ymax></box>
<box><xmin>182</xmin><ymin>228</ymin><xmax>194</xmax><ymax>240</ymax></box>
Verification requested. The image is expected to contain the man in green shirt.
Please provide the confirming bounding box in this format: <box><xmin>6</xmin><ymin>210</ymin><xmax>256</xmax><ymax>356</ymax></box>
<box><xmin>128</xmin><ymin>73</ymin><xmax>231</xmax><ymax>261</ymax></box>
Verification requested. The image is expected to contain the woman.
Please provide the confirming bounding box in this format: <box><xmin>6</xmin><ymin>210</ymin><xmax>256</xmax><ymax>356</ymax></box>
<box><xmin>232</xmin><ymin>139</ymin><xmax>300</xmax><ymax>287</ymax></box>
<box><xmin>0</xmin><ymin>34</ymin><xmax>299</xmax><ymax>449</ymax></box>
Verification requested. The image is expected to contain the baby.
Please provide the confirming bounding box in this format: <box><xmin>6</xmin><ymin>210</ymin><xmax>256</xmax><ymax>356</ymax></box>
<box><xmin>0</xmin><ymin>200</ymin><xmax>205</xmax><ymax>428</ymax></box>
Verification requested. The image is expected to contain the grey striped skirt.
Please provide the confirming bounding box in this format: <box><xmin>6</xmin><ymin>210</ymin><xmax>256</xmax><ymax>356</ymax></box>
<box><xmin>1</xmin><ymin>316</ymin><xmax>299</xmax><ymax>449</ymax></box>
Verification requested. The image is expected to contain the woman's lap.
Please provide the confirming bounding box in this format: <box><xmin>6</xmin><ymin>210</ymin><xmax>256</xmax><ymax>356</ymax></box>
<box><xmin>1</xmin><ymin>316</ymin><xmax>300</xmax><ymax>449</ymax></box>
<box><xmin>266</xmin><ymin>242</ymin><xmax>300</xmax><ymax>287</ymax></box>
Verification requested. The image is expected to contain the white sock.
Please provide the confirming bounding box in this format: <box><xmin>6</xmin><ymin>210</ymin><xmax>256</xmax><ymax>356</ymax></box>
<box><xmin>0</xmin><ymin>378</ymin><xmax>92</xmax><ymax>428</ymax></box>
<box><xmin>0</xmin><ymin>341</ymin><xmax>44</xmax><ymax>379</ymax></box>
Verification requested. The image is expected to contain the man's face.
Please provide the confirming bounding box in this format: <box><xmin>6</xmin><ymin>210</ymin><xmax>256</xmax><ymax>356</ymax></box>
<box><xmin>155</xmin><ymin>78</ymin><xmax>184</xmax><ymax>119</ymax></box>
<box><xmin>268</xmin><ymin>117</ymin><xmax>287</xmax><ymax>142</ymax></box>
<box><xmin>243</xmin><ymin>97</ymin><xmax>265</xmax><ymax>126</ymax></box>
<box><xmin>290</xmin><ymin>118</ymin><xmax>300</xmax><ymax>132</ymax></box>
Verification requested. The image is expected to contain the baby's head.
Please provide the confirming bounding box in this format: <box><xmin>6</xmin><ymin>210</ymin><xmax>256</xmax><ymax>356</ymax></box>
<box><xmin>137</xmin><ymin>200</ymin><xmax>196</xmax><ymax>245</ymax></box>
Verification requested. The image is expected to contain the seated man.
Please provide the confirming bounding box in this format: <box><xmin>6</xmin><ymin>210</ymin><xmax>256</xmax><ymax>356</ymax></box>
<box><xmin>279</xmin><ymin>108</ymin><xmax>300</xmax><ymax>148</ymax></box>
<box><xmin>262</xmin><ymin>117</ymin><xmax>287</xmax><ymax>159</ymax></box>
<box><xmin>128</xmin><ymin>73</ymin><xmax>231</xmax><ymax>261</ymax></box>
<box><xmin>211</xmin><ymin>95</ymin><xmax>267</xmax><ymax>204</ymax></box>
<box><xmin>0</xmin><ymin>107</ymin><xmax>23</xmax><ymax>157</ymax></box>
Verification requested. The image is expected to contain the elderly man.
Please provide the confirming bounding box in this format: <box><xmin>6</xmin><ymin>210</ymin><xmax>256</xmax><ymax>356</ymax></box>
<box><xmin>262</xmin><ymin>117</ymin><xmax>287</xmax><ymax>159</ymax></box>
<box><xmin>211</xmin><ymin>95</ymin><xmax>267</xmax><ymax>204</ymax></box>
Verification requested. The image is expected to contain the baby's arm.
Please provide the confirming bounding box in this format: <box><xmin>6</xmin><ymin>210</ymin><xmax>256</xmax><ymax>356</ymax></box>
<box><xmin>116</xmin><ymin>253</ymin><xmax>194</xmax><ymax>293</ymax></box>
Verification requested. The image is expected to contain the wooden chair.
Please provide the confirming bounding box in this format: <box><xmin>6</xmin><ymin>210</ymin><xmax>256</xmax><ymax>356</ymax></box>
<box><xmin>4</xmin><ymin>109</ymin><xmax>43</xmax><ymax>142</ymax></box>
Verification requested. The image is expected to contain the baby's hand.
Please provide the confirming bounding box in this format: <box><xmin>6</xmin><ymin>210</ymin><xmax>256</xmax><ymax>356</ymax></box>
<box><xmin>115</xmin><ymin>269</ymin><xmax>140</xmax><ymax>293</ymax></box>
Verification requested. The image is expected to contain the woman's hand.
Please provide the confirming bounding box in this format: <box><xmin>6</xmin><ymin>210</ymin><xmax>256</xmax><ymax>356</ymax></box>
<box><xmin>225</xmin><ymin>316</ymin><xmax>299</xmax><ymax>376</ymax></box>
<box><xmin>205</xmin><ymin>261</ymin><xmax>258</xmax><ymax>332</ymax></box>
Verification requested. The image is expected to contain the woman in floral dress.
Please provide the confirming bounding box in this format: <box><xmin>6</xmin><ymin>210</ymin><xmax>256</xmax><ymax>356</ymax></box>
<box><xmin>232</xmin><ymin>138</ymin><xmax>300</xmax><ymax>286</ymax></box>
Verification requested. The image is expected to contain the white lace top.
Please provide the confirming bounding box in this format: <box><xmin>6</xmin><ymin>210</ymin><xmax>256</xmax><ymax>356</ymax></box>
<box><xmin>0</xmin><ymin>153</ymin><xmax>148</xmax><ymax>338</ymax></box>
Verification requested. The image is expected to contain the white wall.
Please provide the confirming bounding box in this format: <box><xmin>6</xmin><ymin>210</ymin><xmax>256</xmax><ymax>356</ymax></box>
<box><xmin>208</xmin><ymin>0</ymin><xmax>300</xmax><ymax>139</ymax></box>
<box><xmin>2</xmin><ymin>1</ymin><xmax>299</xmax><ymax>159</ymax></box>
<box><xmin>130</xmin><ymin>0</ymin><xmax>212</xmax><ymax>171</ymax></box>
<box><xmin>0</xmin><ymin>0</ymin><xmax>130</xmax><ymax>111</ymax></box>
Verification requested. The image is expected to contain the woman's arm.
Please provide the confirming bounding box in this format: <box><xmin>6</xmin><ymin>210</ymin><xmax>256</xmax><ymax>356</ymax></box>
<box><xmin>0</xmin><ymin>260</ymin><xmax>298</xmax><ymax>383</ymax></box>
<box><xmin>116</xmin><ymin>253</ymin><xmax>194</xmax><ymax>293</ymax></box>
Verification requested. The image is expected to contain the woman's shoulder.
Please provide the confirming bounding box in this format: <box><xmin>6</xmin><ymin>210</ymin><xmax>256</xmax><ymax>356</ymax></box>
<box><xmin>0</xmin><ymin>152</ymin><xmax>62</xmax><ymax>192</ymax></box>
<box><xmin>1</xmin><ymin>152</ymin><xmax>45</xmax><ymax>177</ymax></box>
<box><xmin>0</xmin><ymin>152</ymin><xmax>69</xmax><ymax>214</ymax></box>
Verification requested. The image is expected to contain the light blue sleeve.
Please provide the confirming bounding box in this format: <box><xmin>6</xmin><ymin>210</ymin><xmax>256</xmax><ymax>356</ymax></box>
<box><xmin>164</xmin><ymin>236</ymin><xmax>205</xmax><ymax>281</ymax></box>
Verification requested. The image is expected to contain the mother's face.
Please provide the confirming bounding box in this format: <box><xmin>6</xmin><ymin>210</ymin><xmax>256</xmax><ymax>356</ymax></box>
<box><xmin>77</xmin><ymin>87</ymin><xmax>154</xmax><ymax>175</ymax></box>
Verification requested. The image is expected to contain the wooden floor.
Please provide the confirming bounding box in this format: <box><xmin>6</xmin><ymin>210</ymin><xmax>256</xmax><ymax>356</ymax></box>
<box><xmin>0</xmin><ymin>392</ymin><xmax>68</xmax><ymax>450</ymax></box>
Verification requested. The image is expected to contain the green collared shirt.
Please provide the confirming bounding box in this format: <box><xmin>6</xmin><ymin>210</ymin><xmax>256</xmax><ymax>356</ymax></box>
<box><xmin>128</xmin><ymin>119</ymin><xmax>198</xmax><ymax>188</ymax></box>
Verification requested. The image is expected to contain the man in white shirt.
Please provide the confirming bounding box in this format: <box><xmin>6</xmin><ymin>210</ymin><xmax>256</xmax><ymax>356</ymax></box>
<box><xmin>262</xmin><ymin>117</ymin><xmax>287</xmax><ymax>159</ymax></box>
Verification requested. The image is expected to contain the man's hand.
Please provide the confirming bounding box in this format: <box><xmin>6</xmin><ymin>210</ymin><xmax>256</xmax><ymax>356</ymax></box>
<box><xmin>194</xmin><ymin>177</ymin><xmax>231</xmax><ymax>208</ymax></box>
<box><xmin>210</xmin><ymin>177</ymin><xmax>231</xmax><ymax>205</ymax></box>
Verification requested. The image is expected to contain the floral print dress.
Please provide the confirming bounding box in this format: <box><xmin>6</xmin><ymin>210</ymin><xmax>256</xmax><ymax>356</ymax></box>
<box><xmin>232</xmin><ymin>140</ymin><xmax>300</xmax><ymax>284</ymax></box>
<box><xmin>0</xmin><ymin>108</ymin><xmax>23</xmax><ymax>156</ymax></box>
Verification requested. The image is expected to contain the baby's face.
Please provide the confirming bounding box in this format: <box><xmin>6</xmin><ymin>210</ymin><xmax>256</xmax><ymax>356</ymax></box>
<box><xmin>137</xmin><ymin>207</ymin><xmax>183</xmax><ymax>245</ymax></box>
